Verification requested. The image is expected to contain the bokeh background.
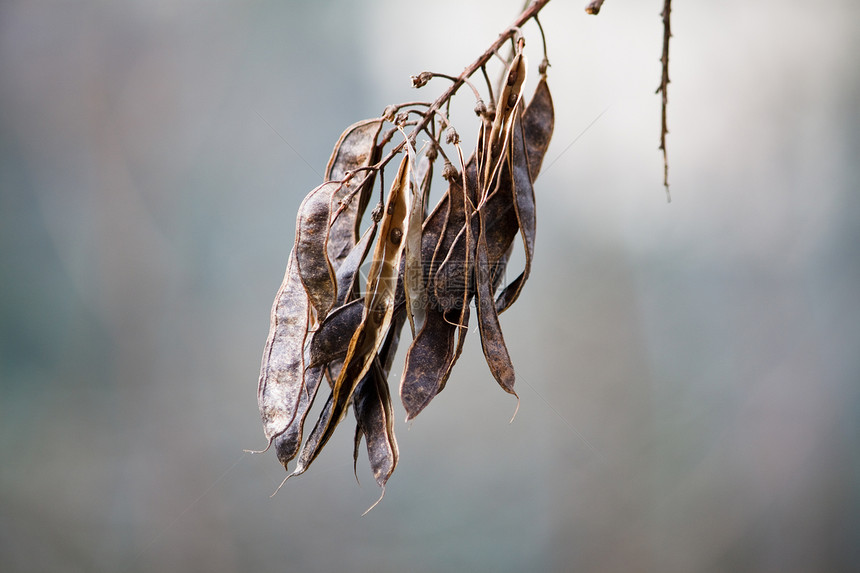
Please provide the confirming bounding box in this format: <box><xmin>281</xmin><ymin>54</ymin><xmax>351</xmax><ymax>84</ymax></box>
<box><xmin>2</xmin><ymin>0</ymin><xmax>858</xmax><ymax>571</ymax></box>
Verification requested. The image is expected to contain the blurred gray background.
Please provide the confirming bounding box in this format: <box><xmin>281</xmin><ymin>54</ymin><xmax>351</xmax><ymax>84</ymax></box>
<box><xmin>2</xmin><ymin>1</ymin><xmax>858</xmax><ymax>572</ymax></box>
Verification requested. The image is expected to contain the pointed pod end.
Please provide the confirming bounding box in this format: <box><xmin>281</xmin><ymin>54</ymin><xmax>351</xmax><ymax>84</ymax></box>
<box><xmin>269</xmin><ymin>473</ymin><xmax>292</xmax><ymax>498</ymax></box>
<box><xmin>496</xmin><ymin>372</ymin><xmax>517</xmax><ymax>400</ymax></box>
<box><xmin>400</xmin><ymin>377</ymin><xmax>437</xmax><ymax>423</ymax></box>
<box><xmin>243</xmin><ymin>436</ymin><xmax>273</xmax><ymax>455</ymax></box>
<box><xmin>274</xmin><ymin>436</ymin><xmax>299</xmax><ymax>470</ymax></box>
<box><xmin>402</xmin><ymin>395</ymin><xmax>432</xmax><ymax>423</ymax></box>
<box><xmin>509</xmin><ymin>395</ymin><xmax>521</xmax><ymax>424</ymax></box>
<box><xmin>403</xmin><ymin>408</ymin><xmax>421</xmax><ymax>424</ymax></box>
<box><xmin>362</xmin><ymin>486</ymin><xmax>386</xmax><ymax>516</ymax></box>
<box><xmin>353</xmin><ymin>427</ymin><xmax>363</xmax><ymax>486</ymax></box>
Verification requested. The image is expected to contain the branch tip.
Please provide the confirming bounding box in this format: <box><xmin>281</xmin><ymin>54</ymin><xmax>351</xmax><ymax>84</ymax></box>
<box><xmin>585</xmin><ymin>0</ymin><xmax>607</xmax><ymax>15</ymax></box>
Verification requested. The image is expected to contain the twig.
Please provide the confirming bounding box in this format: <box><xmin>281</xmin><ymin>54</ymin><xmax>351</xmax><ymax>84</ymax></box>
<box><xmin>391</xmin><ymin>101</ymin><xmax>432</xmax><ymax>110</ymax></box>
<box><xmin>656</xmin><ymin>0</ymin><xmax>672</xmax><ymax>201</ymax></box>
<box><xmin>480</xmin><ymin>65</ymin><xmax>496</xmax><ymax>109</ymax></box>
<box><xmin>585</xmin><ymin>0</ymin><xmax>607</xmax><ymax>15</ymax></box>
<box><xmin>534</xmin><ymin>14</ymin><xmax>550</xmax><ymax>70</ymax></box>
<box><xmin>352</xmin><ymin>0</ymin><xmax>553</xmax><ymax>193</ymax></box>
<box><xmin>420</xmin><ymin>72</ymin><xmax>484</xmax><ymax>104</ymax></box>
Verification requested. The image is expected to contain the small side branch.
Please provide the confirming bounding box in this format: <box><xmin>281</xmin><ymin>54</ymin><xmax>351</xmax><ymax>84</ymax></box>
<box><xmin>352</xmin><ymin>0</ymin><xmax>553</xmax><ymax>192</ymax></box>
<box><xmin>585</xmin><ymin>0</ymin><xmax>607</xmax><ymax>15</ymax></box>
<box><xmin>656</xmin><ymin>0</ymin><xmax>672</xmax><ymax>201</ymax></box>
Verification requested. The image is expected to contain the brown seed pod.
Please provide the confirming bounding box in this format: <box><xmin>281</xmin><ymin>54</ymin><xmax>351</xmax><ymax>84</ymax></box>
<box><xmin>289</xmin><ymin>155</ymin><xmax>410</xmax><ymax>478</ymax></box>
<box><xmin>325</xmin><ymin>119</ymin><xmax>384</xmax><ymax>266</ymax></box>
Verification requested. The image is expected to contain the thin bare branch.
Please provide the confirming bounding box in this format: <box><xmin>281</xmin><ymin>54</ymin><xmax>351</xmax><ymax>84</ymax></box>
<box><xmin>656</xmin><ymin>0</ymin><xmax>672</xmax><ymax>201</ymax></box>
<box><xmin>534</xmin><ymin>14</ymin><xmax>550</xmax><ymax>70</ymax></box>
<box><xmin>351</xmin><ymin>0</ymin><xmax>553</xmax><ymax>194</ymax></box>
<box><xmin>480</xmin><ymin>65</ymin><xmax>496</xmax><ymax>109</ymax></box>
<box><xmin>418</xmin><ymin>72</ymin><xmax>484</xmax><ymax>104</ymax></box>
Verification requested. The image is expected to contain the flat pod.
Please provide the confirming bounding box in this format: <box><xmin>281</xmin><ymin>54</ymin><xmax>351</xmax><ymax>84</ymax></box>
<box><xmin>306</xmin><ymin>220</ymin><xmax>379</xmax><ymax>370</ymax></box>
<box><xmin>295</xmin><ymin>181</ymin><xmax>341</xmax><ymax>321</ymax></box>
<box><xmin>494</xmin><ymin>116</ymin><xmax>534</xmax><ymax>313</ymax></box>
<box><xmin>353</xmin><ymin>307</ymin><xmax>406</xmax><ymax>481</ymax></box>
<box><xmin>444</xmin><ymin>304</ymin><xmax>470</xmax><ymax>393</ymax></box>
<box><xmin>397</xmin><ymin>81</ymin><xmax>554</xmax><ymax>418</ymax></box>
<box><xmin>521</xmin><ymin>76</ymin><xmax>554</xmax><ymax>179</ymax></box>
<box><xmin>403</xmin><ymin>144</ymin><xmax>431</xmax><ymax>336</ymax></box>
<box><xmin>490</xmin><ymin>50</ymin><xmax>528</xmax><ymax>149</ymax></box>
<box><xmin>307</xmin><ymin>298</ymin><xmax>364</xmax><ymax>368</ymax></box>
<box><xmin>309</xmin><ymin>298</ymin><xmax>406</xmax><ymax>373</ymax></box>
<box><xmin>475</xmin><ymin>211</ymin><xmax>516</xmax><ymax>396</ymax></box>
<box><xmin>290</xmin><ymin>155</ymin><xmax>411</xmax><ymax>476</ymax></box>
<box><xmin>430</xmin><ymin>158</ymin><xmax>478</xmax><ymax>310</ymax></box>
<box><xmin>496</xmin><ymin>77</ymin><xmax>553</xmax><ymax>313</ymax></box>
<box><xmin>353</xmin><ymin>358</ymin><xmax>399</xmax><ymax>489</ymax></box>
<box><xmin>378</xmin><ymin>309</ymin><xmax>406</xmax><ymax>377</ymax></box>
<box><xmin>257</xmin><ymin>250</ymin><xmax>309</xmax><ymax>447</ymax></box>
<box><xmin>399</xmin><ymin>307</ymin><xmax>459</xmax><ymax>420</ymax></box>
<box><xmin>336</xmin><ymin>220</ymin><xmax>378</xmax><ymax>306</ymax></box>
<box><xmin>432</xmin><ymin>172</ymin><xmax>515</xmax><ymax>311</ymax></box>
<box><xmin>481</xmin><ymin>49</ymin><xmax>527</xmax><ymax>196</ymax></box>
<box><xmin>273</xmin><ymin>365</ymin><xmax>324</xmax><ymax>468</ymax></box>
<box><xmin>325</xmin><ymin>119</ymin><xmax>384</xmax><ymax>266</ymax></box>
<box><xmin>433</xmin><ymin>79</ymin><xmax>554</xmax><ymax>311</ymax></box>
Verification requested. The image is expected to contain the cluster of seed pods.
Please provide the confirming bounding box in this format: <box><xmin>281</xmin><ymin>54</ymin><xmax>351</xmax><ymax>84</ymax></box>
<box><xmin>256</xmin><ymin>44</ymin><xmax>554</xmax><ymax>499</ymax></box>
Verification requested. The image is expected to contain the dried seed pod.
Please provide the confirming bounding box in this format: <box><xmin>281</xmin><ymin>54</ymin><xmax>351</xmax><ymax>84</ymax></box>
<box><xmin>295</xmin><ymin>181</ymin><xmax>341</xmax><ymax>321</ymax></box>
<box><xmin>353</xmin><ymin>313</ymin><xmax>403</xmax><ymax>491</ymax></box>
<box><xmin>335</xmin><ymin>219</ymin><xmax>378</xmax><ymax>306</ymax></box>
<box><xmin>475</xmin><ymin>209</ymin><xmax>517</xmax><ymax>396</ymax></box>
<box><xmin>257</xmin><ymin>251</ymin><xmax>309</xmax><ymax>449</ymax></box>
<box><xmin>496</xmin><ymin>79</ymin><xmax>554</xmax><ymax>313</ymax></box>
<box><xmin>307</xmin><ymin>298</ymin><xmax>364</xmax><ymax>368</ymax></box>
<box><xmin>493</xmin><ymin>112</ymin><xmax>534</xmax><ymax>313</ymax></box>
<box><xmin>325</xmin><ymin>119</ymin><xmax>384</xmax><ymax>266</ymax></box>
<box><xmin>433</xmin><ymin>171</ymin><xmax>506</xmax><ymax>311</ymax></box>
<box><xmin>397</xmin><ymin>81</ymin><xmax>554</xmax><ymax>424</ymax></box>
<box><xmin>521</xmin><ymin>77</ymin><xmax>554</xmax><ymax>181</ymax></box>
<box><xmin>399</xmin><ymin>307</ymin><xmax>459</xmax><ymax>420</ymax></box>
<box><xmin>434</xmin><ymin>78</ymin><xmax>554</xmax><ymax>313</ymax></box>
<box><xmin>481</xmin><ymin>48</ymin><xmax>527</xmax><ymax>192</ymax></box>
<box><xmin>291</xmin><ymin>155</ymin><xmax>411</xmax><ymax>476</ymax></box>
<box><xmin>379</xmin><ymin>309</ymin><xmax>406</xmax><ymax>377</ymax></box>
<box><xmin>273</xmin><ymin>365</ymin><xmax>324</xmax><ymax>468</ymax></box>
<box><xmin>495</xmin><ymin>50</ymin><xmax>527</xmax><ymax>133</ymax></box>
<box><xmin>353</xmin><ymin>360</ymin><xmax>399</xmax><ymax>489</ymax></box>
<box><xmin>403</xmin><ymin>140</ymin><xmax>431</xmax><ymax>337</ymax></box>
<box><xmin>431</xmin><ymin>158</ymin><xmax>478</xmax><ymax>310</ymax></box>
<box><xmin>397</xmin><ymin>80</ymin><xmax>556</xmax><ymax>419</ymax></box>
<box><xmin>306</xmin><ymin>220</ymin><xmax>380</xmax><ymax>370</ymax></box>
